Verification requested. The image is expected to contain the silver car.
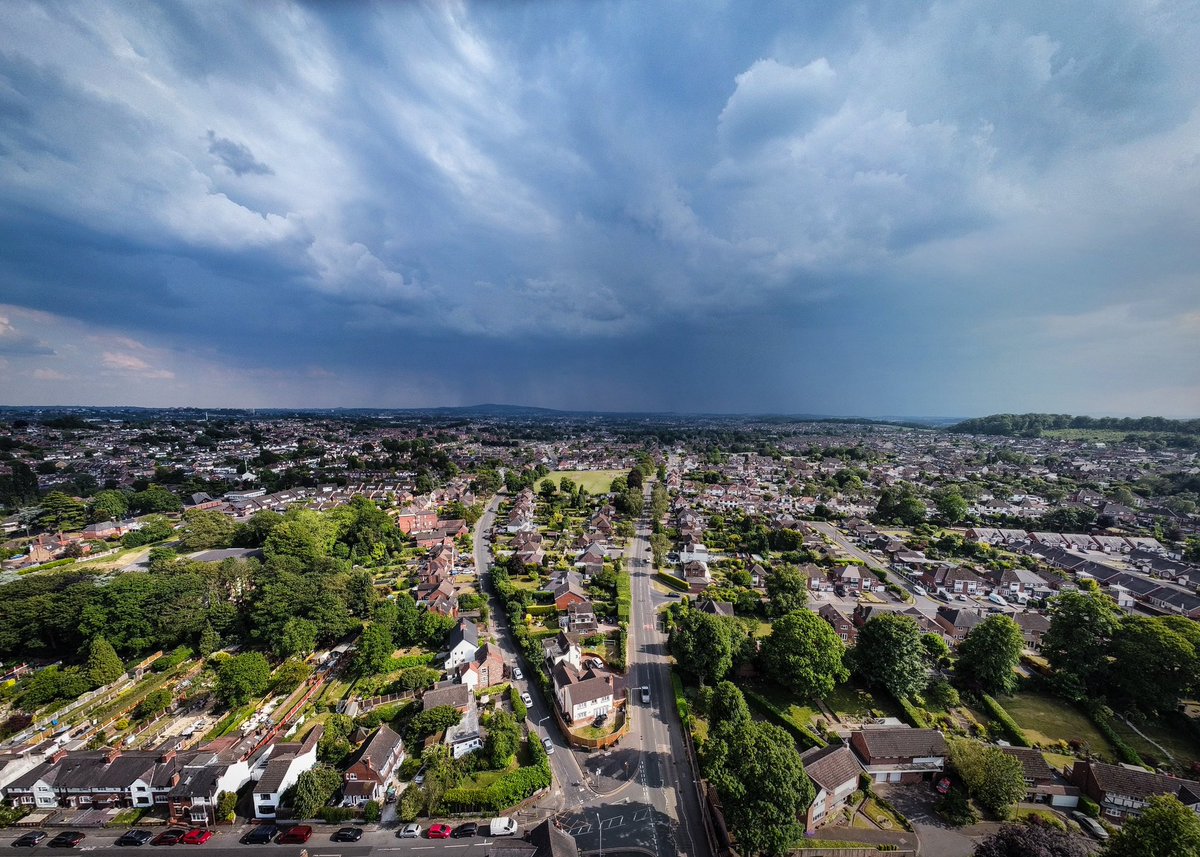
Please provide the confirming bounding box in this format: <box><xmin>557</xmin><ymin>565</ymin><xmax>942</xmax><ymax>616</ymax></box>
<box><xmin>398</xmin><ymin>824</ymin><xmax>422</xmax><ymax>839</ymax></box>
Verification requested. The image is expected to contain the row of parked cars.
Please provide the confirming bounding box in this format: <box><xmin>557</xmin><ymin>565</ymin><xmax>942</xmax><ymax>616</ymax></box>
<box><xmin>10</xmin><ymin>825</ymin><xmax>319</xmax><ymax>849</ymax></box>
<box><xmin>397</xmin><ymin>818</ymin><xmax>518</xmax><ymax>839</ymax></box>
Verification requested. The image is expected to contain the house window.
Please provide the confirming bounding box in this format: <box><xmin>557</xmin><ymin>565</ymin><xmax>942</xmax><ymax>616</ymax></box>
<box><xmin>191</xmin><ymin>811</ymin><xmax>208</xmax><ymax>822</ymax></box>
<box><xmin>347</xmin><ymin>774</ymin><xmax>357</xmax><ymax>781</ymax></box>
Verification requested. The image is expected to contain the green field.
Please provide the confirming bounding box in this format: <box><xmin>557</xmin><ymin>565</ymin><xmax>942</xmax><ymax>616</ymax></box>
<box><xmin>997</xmin><ymin>691</ymin><xmax>1116</xmax><ymax>759</ymax></box>
<box><xmin>824</xmin><ymin>682</ymin><xmax>902</xmax><ymax>722</ymax></box>
<box><xmin>548</xmin><ymin>470</ymin><xmax>626</xmax><ymax>494</ymax></box>
<box><xmin>1108</xmin><ymin>714</ymin><xmax>1200</xmax><ymax>772</ymax></box>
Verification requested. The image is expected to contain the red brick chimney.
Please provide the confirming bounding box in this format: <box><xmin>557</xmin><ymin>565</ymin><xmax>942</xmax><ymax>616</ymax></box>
<box><xmin>105</xmin><ymin>747</ymin><xmax>122</xmax><ymax>764</ymax></box>
<box><xmin>159</xmin><ymin>750</ymin><xmax>176</xmax><ymax>765</ymax></box>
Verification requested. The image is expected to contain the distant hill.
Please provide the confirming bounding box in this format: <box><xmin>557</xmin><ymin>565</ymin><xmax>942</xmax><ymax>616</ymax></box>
<box><xmin>947</xmin><ymin>413</ymin><xmax>1200</xmax><ymax>437</ymax></box>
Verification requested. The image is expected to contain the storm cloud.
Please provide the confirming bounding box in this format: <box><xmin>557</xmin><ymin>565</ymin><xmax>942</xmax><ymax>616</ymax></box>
<box><xmin>0</xmin><ymin>1</ymin><xmax>1197</xmax><ymax>415</ymax></box>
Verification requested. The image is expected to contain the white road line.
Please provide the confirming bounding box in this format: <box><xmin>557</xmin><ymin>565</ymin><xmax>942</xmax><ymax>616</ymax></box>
<box><xmin>633</xmin><ymin>809</ymin><xmax>650</xmax><ymax>821</ymax></box>
<box><xmin>599</xmin><ymin>816</ymin><xmax>625</xmax><ymax>829</ymax></box>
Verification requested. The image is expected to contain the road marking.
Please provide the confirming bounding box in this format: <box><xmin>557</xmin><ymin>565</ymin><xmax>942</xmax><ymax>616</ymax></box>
<box><xmin>568</xmin><ymin>825</ymin><xmax>591</xmax><ymax>836</ymax></box>
<box><xmin>599</xmin><ymin>816</ymin><xmax>625</xmax><ymax>829</ymax></box>
<box><xmin>633</xmin><ymin>809</ymin><xmax>650</xmax><ymax>821</ymax></box>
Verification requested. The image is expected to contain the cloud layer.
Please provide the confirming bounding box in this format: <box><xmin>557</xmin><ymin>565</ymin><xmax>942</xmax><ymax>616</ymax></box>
<box><xmin>0</xmin><ymin>0</ymin><xmax>1197</xmax><ymax>415</ymax></box>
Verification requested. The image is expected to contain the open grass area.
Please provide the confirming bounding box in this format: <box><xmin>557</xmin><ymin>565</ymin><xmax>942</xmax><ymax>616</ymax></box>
<box><xmin>824</xmin><ymin>682</ymin><xmax>901</xmax><ymax>722</ymax></box>
<box><xmin>548</xmin><ymin>470</ymin><xmax>626</xmax><ymax>494</ymax></box>
<box><xmin>756</xmin><ymin>685</ymin><xmax>821</xmax><ymax>728</ymax></box>
<box><xmin>997</xmin><ymin>691</ymin><xmax>1116</xmax><ymax>758</ymax></box>
<box><xmin>1108</xmin><ymin>714</ymin><xmax>1200</xmax><ymax>772</ymax></box>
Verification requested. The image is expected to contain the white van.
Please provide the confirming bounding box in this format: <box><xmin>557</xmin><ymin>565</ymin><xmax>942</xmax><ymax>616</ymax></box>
<box><xmin>912</xmin><ymin>584</ymin><xmax>928</xmax><ymax>597</ymax></box>
<box><xmin>988</xmin><ymin>592</ymin><xmax>1008</xmax><ymax>607</ymax></box>
<box><xmin>489</xmin><ymin>818</ymin><xmax>519</xmax><ymax>837</ymax></box>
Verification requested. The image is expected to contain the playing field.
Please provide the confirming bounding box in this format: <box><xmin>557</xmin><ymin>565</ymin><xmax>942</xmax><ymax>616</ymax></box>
<box><xmin>548</xmin><ymin>469</ymin><xmax>626</xmax><ymax>494</ymax></box>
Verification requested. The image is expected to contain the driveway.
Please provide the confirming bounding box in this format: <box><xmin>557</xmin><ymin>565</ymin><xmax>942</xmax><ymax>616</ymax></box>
<box><xmin>876</xmin><ymin>783</ymin><xmax>986</xmax><ymax>857</ymax></box>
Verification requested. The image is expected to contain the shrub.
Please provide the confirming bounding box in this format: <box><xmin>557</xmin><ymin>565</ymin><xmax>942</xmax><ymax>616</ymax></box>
<box><xmin>895</xmin><ymin>694</ymin><xmax>931</xmax><ymax>729</ymax></box>
<box><xmin>979</xmin><ymin>694</ymin><xmax>1031</xmax><ymax>747</ymax></box>
<box><xmin>510</xmin><ymin>685</ymin><xmax>528</xmax><ymax>721</ymax></box>
<box><xmin>319</xmin><ymin>807</ymin><xmax>357</xmax><ymax>823</ymax></box>
<box><xmin>742</xmin><ymin>688</ymin><xmax>825</xmax><ymax>749</ymax></box>
<box><xmin>671</xmin><ymin>671</ymin><xmax>690</xmax><ymax>730</ymax></box>
<box><xmin>1086</xmin><ymin>705</ymin><xmax>1145</xmax><ymax>767</ymax></box>
<box><xmin>1079</xmin><ymin>796</ymin><xmax>1101</xmax><ymax>818</ymax></box>
<box><xmin>656</xmin><ymin>572</ymin><xmax>691</xmax><ymax>592</ymax></box>
<box><xmin>362</xmin><ymin>800</ymin><xmax>382</xmax><ymax>824</ymax></box>
<box><xmin>935</xmin><ymin>788</ymin><xmax>979</xmax><ymax>827</ymax></box>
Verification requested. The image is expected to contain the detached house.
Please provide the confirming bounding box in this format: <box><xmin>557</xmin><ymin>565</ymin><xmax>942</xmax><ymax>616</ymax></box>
<box><xmin>443</xmin><ymin>619</ymin><xmax>480</xmax><ymax>670</ymax></box>
<box><xmin>850</xmin><ymin>726</ymin><xmax>946</xmax><ymax>784</ymax></box>
<box><xmin>818</xmin><ymin>604</ymin><xmax>857</xmax><ymax>646</ymax></box>
<box><xmin>458</xmin><ymin>643</ymin><xmax>506</xmax><ymax>692</ymax></box>
<box><xmin>801</xmin><ymin>744</ymin><xmax>863</xmax><ymax>831</ymax></box>
<box><xmin>550</xmin><ymin>662</ymin><xmax>616</xmax><ymax>725</ymax></box>
<box><xmin>341</xmin><ymin>725</ymin><xmax>405</xmax><ymax>806</ymax></box>
<box><xmin>1070</xmin><ymin>760</ymin><xmax>1200</xmax><ymax>824</ymax></box>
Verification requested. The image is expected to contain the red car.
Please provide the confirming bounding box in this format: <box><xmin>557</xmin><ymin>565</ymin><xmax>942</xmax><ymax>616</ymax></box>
<box><xmin>935</xmin><ymin>776</ymin><xmax>953</xmax><ymax>795</ymax></box>
<box><xmin>427</xmin><ymin>824</ymin><xmax>453</xmax><ymax>840</ymax></box>
<box><xmin>276</xmin><ymin>826</ymin><xmax>312</xmax><ymax>845</ymax></box>
<box><xmin>181</xmin><ymin>830</ymin><xmax>212</xmax><ymax>845</ymax></box>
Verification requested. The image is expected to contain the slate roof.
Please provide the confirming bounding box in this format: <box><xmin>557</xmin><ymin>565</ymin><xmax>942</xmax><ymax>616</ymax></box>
<box><xmin>1000</xmin><ymin>746</ymin><xmax>1054</xmax><ymax>782</ymax></box>
<box><xmin>800</xmin><ymin>744</ymin><xmax>862</xmax><ymax>792</ymax></box>
<box><xmin>854</xmin><ymin>727</ymin><xmax>946</xmax><ymax>759</ymax></box>
<box><xmin>1078</xmin><ymin>759</ymin><xmax>1200</xmax><ymax>801</ymax></box>
<box><xmin>422</xmin><ymin>683</ymin><xmax>471</xmax><ymax>712</ymax></box>
<box><xmin>346</xmin><ymin>725</ymin><xmax>403</xmax><ymax>777</ymax></box>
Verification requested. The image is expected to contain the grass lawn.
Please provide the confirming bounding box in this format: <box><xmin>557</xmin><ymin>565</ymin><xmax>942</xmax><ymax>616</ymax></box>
<box><xmin>549</xmin><ymin>470</ymin><xmax>627</xmax><ymax>494</ymax></box>
<box><xmin>824</xmin><ymin>682</ymin><xmax>901</xmax><ymax>722</ymax></box>
<box><xmin>757</xmin><ymin>685</ymin><xmax>820</xmax><ymax>728</ymax></box>
<box><xmin>1042</xmin><ymin>751</ymin><xmax>1076</xmax><ymax>774</ymax></box>
<box><xmin>997</xmin><ymin>691</ymin><xmax>1116</xmax><ymax>759</ymax></box>
<box><xmin>1107</xmin><ymin>714</ymin><xmax>1200</xmax><ymax>772</ymax></box>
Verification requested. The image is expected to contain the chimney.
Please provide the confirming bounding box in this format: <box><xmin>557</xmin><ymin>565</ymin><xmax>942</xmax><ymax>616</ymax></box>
<box><xmin>159</xmin><ymin>750</ymin><xmax>176</xmax><ymax>765</ymax></box>
<box><xmin>49</xmin><ymin>748</ymin><xmax>68</xmax><ymax>764</ymax></box>
<box><xmin>105</xmin><ymin>746</ymin><xmax>122</xmax><ymax>764</ymax></box>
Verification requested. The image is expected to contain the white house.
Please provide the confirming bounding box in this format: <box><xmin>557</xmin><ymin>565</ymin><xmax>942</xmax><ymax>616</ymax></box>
<box><xmin>252</xmin><ymin>728</ymin><xmax>322</xmax><ymax>819</ymax></box>
<box><xmin>443</xmin><ymin>619</ymin><xmax>479</xmax><ymax>671</ymax></box>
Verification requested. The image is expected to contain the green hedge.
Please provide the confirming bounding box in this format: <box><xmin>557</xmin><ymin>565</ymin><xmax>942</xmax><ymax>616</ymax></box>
<box><xmin>671</xmin><ymin>671</ymin><xmax>691</xmax><ymax>730</ymax></box>
<box><xmin>1087</xmin><ymin>706</ymin><xmax>1146</xmax><ymax>767</ymax></box>
<box><xmin>616</xmin><ymin>571</ymin><xmax>632</xmax><ymax>622</ymax></box>
<box><xmin>443</xmin><ymin>748</ymin><xmax>551</xmax><ymax>813</ymax></box>
<box><xmin>608</xmin><ymin>625</ymin><xmax>628</xmax><ymax>673</ymax></box>
<box><xmin>525</xmin><ymin>604</ymin><xmax>558</xmax><ymax>616</ymax></box>
<box><xmin>980</xmin><ymin>694</ymin><xmax>1031</xmax><ymax>747</ymax></box>
<box><xmin>388</xmin><ymin>653</ymin><xmax>436</xmax><ymax>670</ymax></box>
<box><xmin>894</xmin><ymin>694</ymin><xmax>931</xmax><ymax>729</ymax></box>
<box><xmin>743</xmin><ymin>688</ymin><xmax>826</xmax><ymax>749</ymax></box>
<box><xmin>655</xmin><ymin>572</ymin><xmax>690</xmax><ymax>591</ymax></box>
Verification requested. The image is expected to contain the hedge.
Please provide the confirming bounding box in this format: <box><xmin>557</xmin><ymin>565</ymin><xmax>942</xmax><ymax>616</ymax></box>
<box><xmin>980</xmin><ymin>694</ymin><xmax>1031</xmax><ymax>747</ymax></box>
<box><xmin>608</xmin><ymin>625</ymin><xmax>628</xmax><ymax>673</ymax></box>
<box><xmin>525</xmin><ymin>604</ymin><xmax>558</xmax><ymax>617</ymax></box>
<box><xmin>743</xmin><ymin>688</ymin><xmax>826</xmax><ymax>749</ymax></box>
<box><xmin>443</xmin><ymin>750</ymin><xmax>551</xmax><ymax>813</ymax></box>
<box><xmin>894</xmin><ymin>694</ymin><xmax>931</xmax><ymax>729</ymax></box>
<box><xmin>1087</xmin><ymin>706</ymin><xmax>1146</xmax><ymax>768</ymax></box>
<box><xmin>388</xmin><ymin>653</ymin><xmax>437</xmax><ymax>670</ymax></box>
<box><xmin>656</xmin><ymin>572</ymin><xmax>690</xmax><ymax>592</ymax></box>
<box><xmin>616</xmin><ymin>571</ymin><xmax>632</xmax><ymax>622</ymax></box>
<box><xmin>671</xmin><ymin>671</ymin><xmax>691</xmax><ymax>730</ymax></box>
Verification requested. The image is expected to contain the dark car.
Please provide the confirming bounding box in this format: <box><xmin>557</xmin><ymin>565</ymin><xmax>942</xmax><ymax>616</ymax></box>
<box><xmin>451</xmin><ymin>822</ymin><xmax>478</xmax><ymax>839</ymax></box>
<box><xmin>331</xmin><ymin>828</ymin><xmax>363</xmax><ymax>843</ymax></box>
<box><xmin>276</xmin><ymin>826</ymin><xmax>312</xmax><ymax>845</ymax></box>
<box><xmin>834</xmin><ymin>585</ymin><xmax>847</xmax><ymax>597</ymax></box>
<box><xmin>115</xmin><ymin>830</ymin><xmax>154</xmax><ymax>847</ymax></box>
<box><xmin>46</xmin><ymin>833</ymin><xmax>84</xmax><ymax>849</ymax></box>
<box><xmin>152</xmin><ymin>829</ymin><xmax>188</xmax><ymax>847</ymax></box>
<box><xmin>239</xmin><ymin>826</ymin><xmax>278</xmax><ymax>846</ymax></box>
<box><xmin>12</xmin><ymin>831</ymin><xmax>47</xmax><ymax>847</ymax></box>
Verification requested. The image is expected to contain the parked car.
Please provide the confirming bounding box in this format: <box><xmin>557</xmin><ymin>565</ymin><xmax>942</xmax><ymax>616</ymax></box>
<box><xmin>413</xmin><ymin>766</ymin><xmax>427</xmax><ymax>785</ymax></box>
<box><xmin>397</xmin><ymin>824</ymin><xmax>422</xmax><ymax>839</ymax></box>
<box><xmin>331</xmin><ymin>828</ymin><xmax>363</xmax><ymax>843</ymax></box>
<box><xmin>511</xmin><ymin>667</ymin><xmax>523</xmax><ymax>680</ymax></box>
<box><xmin>542</xmin><ymin>736</ymin><xmax>555</xmax><ymax>755</ymax></box>
<box><xmin>240</xmin><ymin>826</ymin><xmax>277</xmax><ymax>845</ymax></box>
<box><xmin>911</xmin><ymin>584</ymin><xmax>927</xmax><ymax>597</ymax></box>
<box><xmin>427</xmin><ymin>824</ymin><xmax>452</xmax><ymax>840</ymax></box>
<box><xmin>452</xmin><ymin>822</ymin><xmax>478</xmax><ymax>839</ymax></box>
<box><xmin>276</xmin><ymin>827</ymin><xmax>312</xmax><ymax>845</ymax></box>
<box><xmin>988</xmin><ymin>592</ymin><xmax>1008</xmax><ymax>607</ymax></box>
<box><xmin>11</xmin><ymin>831</ymin><xmax>47</xmax><ymax>848</ymax></box>
<box><xmin>180</xmin><ymin>830</ymin><xmax>212</xmax><ymax>846</ymax></box>
<box><xmin>1072</xmin><ymin>812</ymin><xmax>1110</xmax><ymax>840</ymax></box>
<box><xmin>934</xmin><ymin>776</ymin><xmax>952</xmax><ymax>795</ymax></box>
<box><xmin>489</xmin><ymin>818</ymin><xmax>518</xmax><ymax>837</ymax></box>
<box><xmin>115</xmin><ymin>830</ymin><xmax>154</xmax><ymax>847</ymax></box>
<box><xmin>153</xmin><ymin>829</ymin><xmax>188</xmax><ymax>847</ymax></box>
<box><xmin>834</xmin><ymin>585</ymin><xmax>847</xmax><ymax>597</ymax></box>
<box><xmin>46</xmin><ymin>833</ymin><xmax>84</xmax><ymax>849</ymax></box>
<box><xmin>641</xmin><ymin>686</ymin><xmax>651</xmax><ymax>704</ymax></box>
<box><xmin>521</xmin><ymin>692</ymin><xmax>533</xmax><ymax>707</ymax></box>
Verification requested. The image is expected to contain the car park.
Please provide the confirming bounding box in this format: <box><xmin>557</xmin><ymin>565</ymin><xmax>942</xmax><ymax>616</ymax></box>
<box><xmin>276</xmin><ymin>827</ymin><xmax>312</xmax><ymax>845</ymax></box>
<box><xmin>521</xmin><ymin>692</ymin><xmax>533</xmax><ymax>706</ymax></box>
<box><xmin>240</xmin><ymin>826</ymin><xmax>277</xmax><ymax>845</ymax></box>
<box><xmin>46</xmin><ymin>833</ymin><xmax>84</xmax><ymax>849</ymax></box>
<box><xmin>153</xmin><ymin>829</ymin><xmax>188</xmax><ymax>847</ymax></box>
<box><xmin>115</xmin><ymin>830</ymin><xmax>154</xmax><ymax>847</ymax></box>
<box><xmin>452</xmin><ymin>822</ymin><xmax>478</xmax><ymax>838</ymax></box>
<box><xmin>397</xmin><ymin>824</ymin><xmax>422</xmax><ymax>839</ymax></box>
<box><xmin>427</xmin><ymin>824</ymin><xmax>452</xmax><ymax>840</ymax></box>
<box><xmin>542</xmin><ymin>736</ymin><xmax>555</xmax><ymax>755</ymax></box>
<box><xmin>12</xmin><ymin>831</ymin><xmax>47</xmax><ymax>848</ymax></box>
<box><xmin>331</xmin><ymin>828</ymin><xmax>363</xmax><ymax>843</ymax></box>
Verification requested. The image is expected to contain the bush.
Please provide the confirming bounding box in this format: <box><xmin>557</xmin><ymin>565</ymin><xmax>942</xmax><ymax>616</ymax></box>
<box><xmin>935</xmin><ymin>788</ymin><xmax>978</xmax><ymax>827</ymax></box>
<box><xmin>510</xmin><ymin>685</ymin><xmax>528</xmax><ymax>721</ymax></box>
<box><xmin>362</xmin><ymin>800</ymin><xmax>382</xmax><ymax>824</ymax></box>
<box><xmin>1085</xmin><ymin>704</ymin><xmax>1145</xmax><ymax>767</ymax></box>
<box><xmin>319</xmin><ymin>807</ymin><xmax>358</xmax><ymax>823</ymax></box>
<box><xmin>743</xmin><ymin>688</ymin><xmax>826</xmax><ymax>749</ymax></box>
<box><xmin>398</xmin><ymin>785</ymin><xmax>423</xmax><ymax>823</ymax></box>
<box><xmin>656</xmin><ymin>572</ymin><xmax>691</xmax><ymax>592</ymax></box>
<box><xmin>894</xmin><ymin>694</ymin><xmax>931</xmax><ymax>729</ymax></box>
<box><xmin>442</xmin><ymin>744</ymin><xmax>551</xmax><ymax>813</ymax></box>
<box><xmin>616</xmin><ymin>571</ymin><xmax>632</xmax><ymax>622</ymax></box>
<box><xmin>671</xmin><ymin>671</ymin><xmax>691</xmax><ymax>730</ymax></box>
<box><xmin>1078</xmin><ymin>795</ymin><xmax>1101</xmax><ymax>818</ymax></box>
<box><xmin>980</xmin><ymin>694</ymin><xmax>1031</xmax><ymax>747</ymax></box>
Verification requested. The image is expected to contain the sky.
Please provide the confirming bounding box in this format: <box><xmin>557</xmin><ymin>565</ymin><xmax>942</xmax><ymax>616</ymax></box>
<box><xmin>0</xmin><ymin>1</ymin><xmax>1198</xmax><ymax>418</ymax></box>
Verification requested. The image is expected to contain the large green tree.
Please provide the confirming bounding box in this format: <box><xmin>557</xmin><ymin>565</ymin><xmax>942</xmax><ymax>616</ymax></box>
<box><xmin>178</xmin><ymin>509</ymin><xmax>238</xmax><ymax>552</ymax></box>
<box><xmin>215</xmin><ymin>652</ymin><xmax>271</xmax><ymax>706</ymax></box>
<box><xmin>957</xmin><ymin>615</ymin><xmax>1024</xmax><ymax>695</ymax></box>
<box><xmin>764</xmin><ymin>566</ymin><xmax>809</xmax><ymax>617</ymax></box>
<box><xmin>130</xmin><ymin>484</ymin><xmax>182</xmax><ymax>514</ymax></box>
<box><xmin>974</xmin><ymin>825</ymin><xmax>1087</xmax><ymax>857</ymax></box>
<box><xmin>38</xmin><ymin>491</ymin><xmax>87</xmax><ymax>532</ymax></box>
<box><xmin>1102</xmin><ymin>794</ymin><xmax>1200</xmax><ymax>857</ymax></box>
<box><xmin>85</xmin><ymin>636</ymin><xmax>125</xmax><ymax>686</ymax></box>
<box><xmin>1107</xmin><ymin>617</ymin><xmax>1198</xmax><ymax>716</ymax></box>
<box><xmin>851</xmin><ymin>613</ymin><xmax>928</xmax><ymax>700</ymax></box>
<box><xmin>353</xmin><ymin>623</ymin><xmax>394</xmax><ymax>677</ymax></box>
<box><xmin>669</xmin><ymin>609</ymin><xmax>738</xmax><ymax>685</ymax></box>
<box><xmin>759</xmin><ymin>610</ymin><xmax>849</xmax><ymax>700</ymax></box>
<box><xmin>88</xmin><ymin>490</ymin><xmax>130</xmax><ymax>523</ymax></box>
<box><xmin>1041</xmin><ymin>590</ymin><xmax>1122</xmax><ymax>701</ymax></box>
<box><xmin>291</xmin><ymin>764</ymin><xmax>343</xmax><ymax>820</ymax></box>
<box><xmin>948</xmin><ymin>738</ymin><xmax>1026</xmax><ymax>818</ymax></box>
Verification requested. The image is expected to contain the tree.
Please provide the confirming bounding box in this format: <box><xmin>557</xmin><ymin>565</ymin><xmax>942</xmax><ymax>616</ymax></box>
<box><xmin>627</xmin><ymin>467</ymin><xmax>644</xmax><ymax>490</ymax></box>
<box><xmin>234</xmin><ymin>510</ymin><xmax>283</xmax><ymax>547</ymax></box>
<box><xmin>538</xmin><ymin>479</ymin><xmax>557</xmax><ymax>502</ymax></box>
<box><xmin>215</xmin><ymin>652</ymin><xmax>271</xmax><ymax>706</ymax></box>
<box><xmin>482</xmin><ymin>710</ymin><xmax>521</xmax><ymax>768</ymax></box>
<box><xmin>934</xmin><ymin>488</ymin><xmax>970</xmax><ymax>524</ymax></box>
<box><xmin>921</xmin><ymin>632</ymin><xmax>951</xmax><ymax>666</ymax></box>
<box><xmin>133</xmin><ymin>688</ymin><xmax>173</xmax><ymax>720</ymax></box>
<box><xmin>362</xmin><ymin>800</ymin><xmax>382</xmax><ymax>824</ymax></box>
<box><xmin>197</xmin><ymin>623</ymin><xmax>221</xmax><ymax>656</ymax></box>
<box><xmin>85</xmin><ymin>636</ymin><xmax>125</xmax><ymax>687</ymax></box>
<box><xmin>764</xmin><ymin>566</ymin><xmax>808</xmax><ymax>617</ymax></box>
<box><xmin>292</xmin><ymin>764</ymin><xmax>342</xmax><ymax>819</ymax></box>
<box><xmin>130</xmin><ymin>484</ymin><xmax>182</xmax><ymax>514</ymax></box>
<box><xmin>0</xmin><ymin>460</ymin><xmax>39</xmax><ymax>508</ymax></box>
<box><xmin>1041</xmin><ymin>590</ymin><xmax>1122</xmax><ymax>701</ymax></box>
<box><xmin>353</xmin><ymin>623</ymin><xmax>394</xmax><ymax>677</ymax></box>
<box><xmin>38</xmin><ymin>491</ymin><xmax>87</xmax><ymax>532</ymax></box>
<box><xmin>279</xmin><ymin>618</ymin><xmax>318</xmax><ymax>658</ymax></box>
<box><xmin>875</xmin><ymin>484</ymin><xmax>927</xmax><ymax>526</ymax></box>
<box><xmin>346</xmin><ymin>569</ymin><xmax>377</xmax><ymax>618</ymax></box>
<box><xmin>216</xmin><ymin>790</ymin><xmax>238</xmax><ymax>824</ymax></box>
<box><xmin>89</xmin><ymin>490</ymin><xmax>129</xmax><ymax>523</ymax></box>
<box><xmin>408</xmin><ymin>706</ymin><xmax>464</xmax><ymax>743</ymax></box>
<box><xmin>973</xmin><ymin>824</ymin><xmax>1087</xmax><ymax>857</ymax></box>
<box><xmin>851</xmin><ymin>613</ymin><xmax>928</xmax><ymax>700</ymax></box>
<box><xmin>948</xmin><ymin>739</ymin><xmax>1026</xmax><ymax>818</ymax></box>
<box><xmin>1102</xmin><ymin>794</ymin><xmax>1200</xmax><ymax>857</ymax></box>
<box><xmin>957</xmin><ymin>615</ymin><xmax>1024</xmax><ymax>695</ymax></box>
<box><xmin>178</xmin><ymin>509</ymin><xmax>237</xmax><ymax>551</ymax></box>
<box><xmin>272</xmin><ymin>658</ymin><xmax>313</xmax><ymax>694</ymax></box>
<box><xmin>1107</xmin><ymin>617</ymin><xmax>1198</xmax><ymax>716</ymax></box>
<box><xmin>759</xmin><ymin>611</ymin><xmax>849</xmax><ymax>701</ymax></box>
<box><xmin>669</xmin><ymin>610</ymin><xmax>737</xmax><ymax>685</ymax></box>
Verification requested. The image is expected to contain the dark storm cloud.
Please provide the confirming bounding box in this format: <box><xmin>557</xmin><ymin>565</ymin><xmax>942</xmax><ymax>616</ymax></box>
<box><xmin>0</xmin><ymin>0</ymin><xmax>1197</xmax><ymax>414</ymax></box>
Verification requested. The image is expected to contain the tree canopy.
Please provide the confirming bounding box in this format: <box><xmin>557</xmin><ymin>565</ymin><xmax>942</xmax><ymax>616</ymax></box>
<box><xmin>1102</xmin><ymin>794</ymin><xmax>1200</xmax><ymax>857</ymax></box>
<box><xmin>1041</xmin><ymin>590</ymin><xmax>1122</xmax><ymax>701</ymax></box>
<box><xmin>851</xmin><ymin>613</ymin><xmax>928</xmax><ymax>700</ymax></box>
<box><xmin>759</xmin><ymin>610</ymin><xmax>848</xmax><ymax>701</ymax></box>
<box><xmin>764</xmin><ymin>566</ymin><xmax>808</xmax><ymax>617</ymax></box>
<box><xmin>956</xmin><ymin>615</ymin><xmax>1023</xmax><ymax>695</ymax></box>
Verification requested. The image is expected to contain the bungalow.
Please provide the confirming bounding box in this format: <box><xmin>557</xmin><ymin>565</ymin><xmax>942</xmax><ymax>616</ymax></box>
<box><xmin>698</xmin><ymin>599</ymin><xmax>735</xmax><ymax>618</ymax></box>
<box><xmin>1070</xmin><ymin>760</ymin><xmax>1200</xmax><ymax>823</ymax></box>
<box><xmin>679</xmin><ymin>539</ymin><xmax>709</xmax><ymax>565</ymax></box>
<box><xmin>341</xmin><ymin>725</ymin><xmax>405</xmax><ymax>806</ymax></box>
<box><xmin>489</xmin><ymin>819</ymin><xmax>580</xmax><ymax>857</ymax></box>
<box><xmin>1001</xmin><ymin>746</ymin><xmax>1078</xmax><ymax>808</ymax></box>
<box><xmin>850</xmin><ymin>726</ymin><xmax>946</xmax><ymax>784</ymax></box>
<box><xmin>801</xmin><ymin>744</ymin><xmax>862</xmax><ymax>831</ymax></box>
<box><xmin>82</xmin><ymin>520</ymin><xmax>127</xmax><ymax>541</ymax></box>
<box><xmin>422</xmin><ymin>683</ymin><xmax>472</xmax><ymax>714</ymax></box>
<box><xmin>443</xmin><ymin>704</ymin><xmax>484</xmax><ymax>759</ymax></box>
